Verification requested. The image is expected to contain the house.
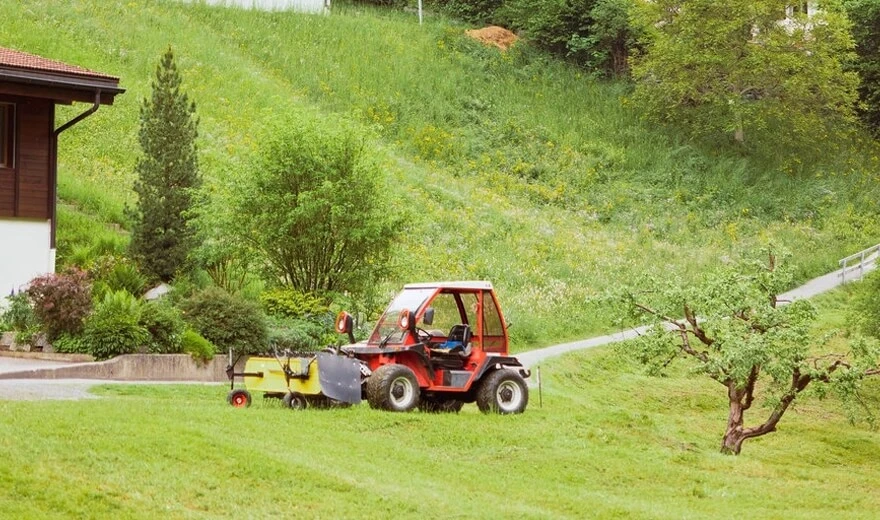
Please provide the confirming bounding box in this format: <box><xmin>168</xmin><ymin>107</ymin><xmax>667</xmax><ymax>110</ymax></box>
<box><xmin>0</xmin><ymin>47</ymin><xmax>123</xmax><ymax>296</ymax></box>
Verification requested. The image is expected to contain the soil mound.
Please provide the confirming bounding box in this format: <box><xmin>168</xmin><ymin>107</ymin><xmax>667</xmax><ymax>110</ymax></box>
<box><xmin>465</xmin><ymin>26</ymin><xmax>518</xmax><ymax>51</ymax></box>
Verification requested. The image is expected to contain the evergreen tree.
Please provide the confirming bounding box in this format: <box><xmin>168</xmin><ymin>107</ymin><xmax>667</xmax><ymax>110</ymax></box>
<box><xmin>129</xmin><ymin>47</ymin><xmax>201</xmax><ymax>282</ymax></box>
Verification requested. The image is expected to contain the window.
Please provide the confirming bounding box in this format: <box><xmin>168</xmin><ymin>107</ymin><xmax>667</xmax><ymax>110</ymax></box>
<box><xmin>0</xmin><ymin>103</ymin><xmax>13</xmax><ymax>168</ymax></box>
<box><xmin>482</xmin><ymin>291</ymin><xmax>504</xmax><ymax>336</ymax></box>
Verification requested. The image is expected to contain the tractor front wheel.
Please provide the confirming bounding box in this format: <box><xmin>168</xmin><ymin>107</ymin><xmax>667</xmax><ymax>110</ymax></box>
<box><xmin>227</xmin><ymin>389</ymin><xmax>252</xmax><ymax>408</ymax></box>
<box><xmin>366</xmin><ymin>364</ymin><xmax>420</xmax><ymax>412</ymax></box>
<box><xmin>476</xmin><ymin>370</ymin><xmax>528</xmax><ymax>414</ymax></box>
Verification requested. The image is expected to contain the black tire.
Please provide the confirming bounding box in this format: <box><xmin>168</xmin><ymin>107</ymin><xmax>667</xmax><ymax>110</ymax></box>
<box><xmin>366</xmin><ymin>364</ymin><xmax>420</xmax><ymax>412</ymax></box>
<box><xmin>282</xmin><ymin>392</ymin><xmax>308</xmax><ymax>410</ymax></box>
<box><xmin>227</xmin><ymin>389</ymin><xmax>252</xmax><ymax>408</ymax></box>
<box><xmin>475</xmin><ymin>370</ymin><xmax>528</xmax><ymax>414</ymax></box>
<box><xmin>418</xmin><ymin>398</ymin><xmax>465</xmax><ymax>413</ymax></box>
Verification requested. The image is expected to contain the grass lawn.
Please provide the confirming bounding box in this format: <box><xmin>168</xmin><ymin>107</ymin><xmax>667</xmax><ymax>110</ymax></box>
<box><xmin>2</xmin><ymin>286</ymin><xmax>878</xmax><ymax>520</ymax></box>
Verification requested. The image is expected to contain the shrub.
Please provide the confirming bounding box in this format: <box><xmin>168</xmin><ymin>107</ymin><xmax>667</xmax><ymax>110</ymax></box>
<box><xmin>92</xmin><ymin>258</ymin><xmax>148</xmax><ymax>300</ymax></box>
<box><xmin>26</xmin><ymin>269</ymin><xmax>92</xmax><ymax>341</ymax></box>
<box><xmin>139</xmin><ymin>300</ymin><xmax>186</xmax><ymax>353</ymax></box>
<box><xmin>433</xmin><ymin>0</ymin><xmax>504</xmax><ymax>24</ymax></box>
<box><xmin>180</xmin><ymin>286</ymin><xmax>267</xmax><ymax>355</ymax></box>
<box><xmin>81</xmin><ymin>290</ymin><xmax>150</xmax><ymax>360</ymax></box>
<box><xmin>181</xmin><ymin>329</ymin><xmax>215</xmax><ymax>364</ymax></box>
<box><xmin>52</xmin><ymin>333</ymin><xmax>90</xmax><ymax>355</ymax></box>
<box><xmin>215</xmin><ymin>118</ymin><xmax>400</xmax><ymax>295</ymax></box>
<box><xmin>260</xmin><ymin>288</ymin><xmax>329</xmax><ymax>319</ymax></box>
<box><xmin>0</xmin><ymin>292</ymin><xmax>37</xmax><ymax>332</ymax></box>
<box><xmin>267</xmin><ymin>316</ymin><xmax>335</xmax><ymax>353</ymax></box>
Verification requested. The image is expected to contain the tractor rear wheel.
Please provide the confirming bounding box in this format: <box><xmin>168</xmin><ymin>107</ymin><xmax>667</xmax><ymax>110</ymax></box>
<box><xmin>227</xmin><ymin>389</ymin><xmax>252</xmax><ymax>408</ymax></box>
<box><xmin>476</xmin><ymin>370</ymin><xmax>528</xmax><ymax>414</ymax></box>
<box><xmin>419</xmin><ymin>398</ymin><xmax>464</xmax><ymax>413</ymax></box>
<box><xmin>366</xmin><ymin>364</ymin><xmax>420</xmax><ymax>412</ymax></box>
<box><xmin>282</xmin><ymin>392</ymin><xmax>308</xmax><ymax>410</ymax></box>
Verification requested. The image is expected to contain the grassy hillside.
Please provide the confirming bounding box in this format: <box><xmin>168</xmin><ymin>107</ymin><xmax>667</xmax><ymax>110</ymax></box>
<box><xmin>3</xmin><ymin>0</ymin><xmax>880</xmax><ymax>348</ymax></box>
<box><xmin>0</xmin><ymin>289</ymin><xmax>877</xmax><ymax>519</ymax></box>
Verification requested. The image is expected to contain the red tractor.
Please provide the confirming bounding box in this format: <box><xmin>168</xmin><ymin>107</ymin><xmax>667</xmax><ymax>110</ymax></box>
<box><xmin>335</xmin><ymin>281</ymin><xmax>530</xmax><ymax>414</ymax></box>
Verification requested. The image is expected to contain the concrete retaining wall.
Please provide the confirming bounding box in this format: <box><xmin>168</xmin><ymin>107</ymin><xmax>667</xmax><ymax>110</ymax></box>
<box><xmin>0</xmin><ymin>354</ymin><xmax>231</xmax><ymax>382</ymax></box>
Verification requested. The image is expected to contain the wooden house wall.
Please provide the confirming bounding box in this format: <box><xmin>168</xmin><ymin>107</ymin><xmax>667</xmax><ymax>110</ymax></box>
<box><xmin>0</xmin><ymin>95</ymin><xmax>53</xmax><ymax>220</ymax></box>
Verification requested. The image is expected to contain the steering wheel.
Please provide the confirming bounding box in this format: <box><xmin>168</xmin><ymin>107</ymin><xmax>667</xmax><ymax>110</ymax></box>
<box><xmin>416</xmin><ymin>327</ymin><xmax>434</xmax><ymax>342</ymax></box>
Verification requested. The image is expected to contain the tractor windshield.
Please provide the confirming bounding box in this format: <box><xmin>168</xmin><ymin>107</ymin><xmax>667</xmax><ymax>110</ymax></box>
<box><xmin>368</xmin><ymin>288</ymin><xmax>435</xmax><ymax>345</ymax></box>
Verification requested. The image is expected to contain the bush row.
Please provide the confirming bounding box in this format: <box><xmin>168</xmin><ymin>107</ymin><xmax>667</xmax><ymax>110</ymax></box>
<box><xmin>0</xmin><ymin>266</ymin><xmax>343</xmax><ymax>361</ymax></box>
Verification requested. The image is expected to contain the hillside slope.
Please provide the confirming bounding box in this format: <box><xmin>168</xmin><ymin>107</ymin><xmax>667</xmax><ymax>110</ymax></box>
<box><xmin>3</xmin><ymin>0</ymin><xmax>880</xmax><ymax>348</ymax></box>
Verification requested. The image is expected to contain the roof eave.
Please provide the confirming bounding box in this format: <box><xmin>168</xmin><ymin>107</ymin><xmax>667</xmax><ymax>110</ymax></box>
<box><xmin>0</xmin><ymin>67</ymin><xmax>125</xmax><ymax>101</ymax></box>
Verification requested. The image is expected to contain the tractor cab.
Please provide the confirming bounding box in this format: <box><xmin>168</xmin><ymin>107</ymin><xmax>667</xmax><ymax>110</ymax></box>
<box><xmin>364</xmin><ymin>282</ymin><xmax>510</xmax><ymax>355</ymax></box>
<box><xmin>335</xmin><ymin>281</ymin><xmax>529</xmax><ymax>414</ymax></box>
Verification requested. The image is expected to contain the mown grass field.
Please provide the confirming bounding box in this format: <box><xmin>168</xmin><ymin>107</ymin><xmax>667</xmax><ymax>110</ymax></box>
<box><xmin>4</xmin><ymin>0</ymin><xmax>880</xmax><ymax>350</ymax></box>
<box><xmin>1</xmin><ymin>290</ymin><xmax>878</xmax><ymax>519</ymax></box>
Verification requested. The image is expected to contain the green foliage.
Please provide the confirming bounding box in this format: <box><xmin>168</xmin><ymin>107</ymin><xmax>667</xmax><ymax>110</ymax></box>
<box><xmin>848</xmin><ymin>269</ymin><xmax>880</xmax><ymax>339</ymax></box>
<box><xmin>844</xmin><ymin>0</ymin><xmax>880</xmax><ymax>135</ymax></box>
<box><xmin>26</xmin><ymin>269</ymin><xmax>93</xmax><ymax>342</ymax></box>
<box><xmin>214</xmin><ymin>118</ymin><xmax>401</xmax><ymax>295</ymax></box>
<box><xmin>180</xmin><ymin>329</ymin><xmax>215</xmax><ymax>363</ymax></box>
<box><xmin>608</xmin><ymin>250</ymin><xmax>880</xmax><ymax>453</ymax></box>
<box><xmin>51</xmin><ymin>333</ymin><xmax>90</xmax><ymax>355</ymax></box>
<box><xmin>498</xmin><ymin>0</ymin><xmax>638</xmax><ymax>75</ymax></box>
<box><xmin>81</xmin><ymin>291</ymin><xmax>150</xmax><ymax>360</ymax></box>
<box><xmin>267</xmin><ymin>315</ymin><xmax>336</xmax><ymax>352</ymax></box>
<box><xmin>260</xmin><ymin>288</ymin><xmax>329</xmax><ymax>319</ymax></box>
<box><xmin>0</xmin><ymin>293</ymin><xmax>37</xmax><ymax>332</ymax></box>
<box><xmin>128</xmin><ymin>47</ymin><xmax>201</xmax><ymax>282</ymax></box>
<box><xmin>433</xmin><ymin>0</ymin><xmax>504</xmax><ymax>24</ymax></box>
<box><xmin>89</xmin><ymin>256</ymin><xmax>148</xmax><ymax>301</ymax></box>
<box><xmin>631</xmin><ymin>0</ymin><xmax>859</xmax><ymax>152</ymax></box>
<box><xmin>180</xmin><ymin>286</ymin><xmax>267</xmax><ymax>355</ymax></box>
<box><xmin>139</xmin><ymin>300</ymin><xmax>186</xmax><ymax>354</ymax></box>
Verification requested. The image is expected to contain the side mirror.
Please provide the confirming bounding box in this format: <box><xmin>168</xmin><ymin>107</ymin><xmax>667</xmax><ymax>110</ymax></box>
<box><xmin>398</xmin><ymin>309</ymin><xmax>414</xmax><ymax>332</ymax></box>
<box><xmin>423</xmin><ymin>307</ymin><xmax>434</xmax><ymax>326</ymax></box>
<box><xmin>335</xmin><ymin>311</ymin><xmax>355</xmax><ymax>344</ymax></box>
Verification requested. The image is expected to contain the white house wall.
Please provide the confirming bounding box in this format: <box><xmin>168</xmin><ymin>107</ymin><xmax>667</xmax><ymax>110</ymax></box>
<box><xmin>190</xmin><ymin>0</ymin><xmax>329</xmax><ymax>13</ymax></box>
<box><xmin>0</xmin><ymin>219</ymin><xmax>54</xmax><ymax>297</ymax></box>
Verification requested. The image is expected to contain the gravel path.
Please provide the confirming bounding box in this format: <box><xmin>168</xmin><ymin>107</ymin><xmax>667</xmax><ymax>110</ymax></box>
<box><xmin>1</xmin><ymin>255</ymin><xmax>875</xmax><ymax>400</ymax></box>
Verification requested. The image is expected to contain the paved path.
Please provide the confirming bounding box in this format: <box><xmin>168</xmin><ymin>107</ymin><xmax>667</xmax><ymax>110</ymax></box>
<box><xmin>519</xmin><ymin>258</ymin><xmax>877</xmax><ymax>369</ymax></box>
<box><xmin>0</xmin><ymin>356</ymin><xmax>78</xmax><ymax>375</ymax></box>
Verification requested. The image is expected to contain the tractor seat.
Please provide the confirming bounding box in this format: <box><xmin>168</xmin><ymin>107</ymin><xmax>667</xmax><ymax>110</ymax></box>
<box><xmin>435</xmin><ymin>324</ymin><xmax>472</xmax><ymax>357</ymax></box>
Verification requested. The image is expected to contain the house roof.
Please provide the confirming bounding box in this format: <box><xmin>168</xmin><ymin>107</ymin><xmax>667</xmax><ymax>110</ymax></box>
<box><xmin>0</xmin><ymin>46</ymin><xmax>124</xmax><ymax>104</ymax></box>
<box><xmin>404</xmin><ymin>281</ymin><xmax>494</xmax><ymax>290</ymax></box>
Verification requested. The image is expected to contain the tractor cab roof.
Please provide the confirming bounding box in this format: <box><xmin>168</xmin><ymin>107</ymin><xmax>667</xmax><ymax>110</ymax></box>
<box><xmin>403</xmin><ymin>281</ymin><xmax>494</xmax><ymax>291</ymax></box>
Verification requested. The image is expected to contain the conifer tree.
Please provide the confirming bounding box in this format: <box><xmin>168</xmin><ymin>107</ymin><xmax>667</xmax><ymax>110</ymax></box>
<box><xmin>129</xmin><ymin>47</ymin><xmax>200</xmax><ymax>281</ymax></box>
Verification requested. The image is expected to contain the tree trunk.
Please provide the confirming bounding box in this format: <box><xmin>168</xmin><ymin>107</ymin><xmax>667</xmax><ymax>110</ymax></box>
<box><xmin>721</xmin><ymin>384</ymin><xmax>745</xmax><ymax>455</ymax></box>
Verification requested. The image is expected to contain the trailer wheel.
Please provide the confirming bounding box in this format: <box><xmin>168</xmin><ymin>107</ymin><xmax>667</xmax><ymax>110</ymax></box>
<box><xmin>282</xmin><ymin>392</ymin><xmax>308</xmax><ymax>410</ymax></box>
<box><xmin>476</xmin><ymin>370</ymin><xmax>528</xmax><ymax>414</ymax></box>
<box><xmin>419</xmin><ymin>398</ymin><xmax>464</xmax><ymax>413</ymax></box>
<box><xmin>366</xmin><ymin>364</ymin><xmax>420</xmax><ymax>412</ymax></box>
<box><xmin>227</xmin><ymin>389</ymin><xmax>252</xmax><ymax>408</ymax></box>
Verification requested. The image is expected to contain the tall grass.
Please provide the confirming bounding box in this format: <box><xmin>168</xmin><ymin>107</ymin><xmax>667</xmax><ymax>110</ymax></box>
<box><xmin>2</xmin><ymin>0</ymin><xmax>880</xmax><ymax>348</ymax></box>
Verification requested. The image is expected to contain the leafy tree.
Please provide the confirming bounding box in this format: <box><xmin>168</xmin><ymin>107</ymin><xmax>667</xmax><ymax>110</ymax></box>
<box><xmin>610</xmin><ymin>251</ymin><xmax>880</xmax><ymax>455</ymax></box>
<box><xmin>844</xmin><ymin>0</ymin><xmax>880</xmax><ymax>135</ymax></box>
<box><xmin>129</xmin><ymin>47</ymin><xmax>201</xmax><ymax>282</ymax></box>
<box><xmin>221</xmin><ymin>119</ymin><xmax>400</xmax><ymax>295</ymax></box>
<box><xmin>631</xmin><ymin>0</ymin><xmax>858</xmax><ymax>148</ymax></box>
